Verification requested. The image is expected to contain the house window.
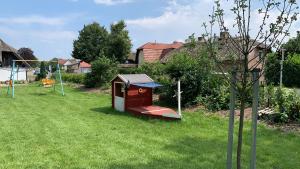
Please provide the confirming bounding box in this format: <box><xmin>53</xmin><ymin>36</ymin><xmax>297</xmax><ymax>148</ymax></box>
<box><xmin>258</xmin><ymin>50</ymin><xmax>264</xmax><ymax>60</ymax></box>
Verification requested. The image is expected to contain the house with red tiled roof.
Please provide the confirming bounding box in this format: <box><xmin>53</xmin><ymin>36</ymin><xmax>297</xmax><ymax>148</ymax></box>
<box><xmin>135</xmin><ymin>41</ymin><xmax>183</xmax><ymax>64</ymax></box>
<box><xmin>63</xmin><ymin>59</ymin><xmax>91</xmax><ymax>74</ymax></box>
<box><xmin>79</xmin><ymin>61</ymin><xmax>91</xmax><ymax>73</ymax></box>
<box><xmin>58</xmin><ymin>59</ymin><xmax>67</xmax><ymax>66</ymax></box>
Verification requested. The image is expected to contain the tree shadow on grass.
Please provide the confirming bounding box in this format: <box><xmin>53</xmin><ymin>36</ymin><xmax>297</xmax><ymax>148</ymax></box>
<box><xmin>106</xmin><ymin>136</ymin><xmax>227</xmax><ymax>169</ymax></box>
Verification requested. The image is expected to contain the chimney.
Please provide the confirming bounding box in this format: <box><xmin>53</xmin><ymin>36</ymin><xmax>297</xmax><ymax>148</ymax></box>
<box><xmin>198</xmin><ymin>37</ymin><xmax>205</xmax><ymax>42</ymax></box>
<box><xmin>220</xmin><ymin>31</ymin><xmax>230</xmax><ymax>40</ymax></box>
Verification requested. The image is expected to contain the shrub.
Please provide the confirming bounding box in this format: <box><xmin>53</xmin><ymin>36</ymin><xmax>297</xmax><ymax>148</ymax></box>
<box><xmin>283</xmin><ymin>54</ymin><xmax>300</xmax><ymax>88</ymax></box>
<box><xmin>62</xmin><ymin>73</ymin><xmax>85</xmax><ymax>84</ymax></box>
<box><xmin>262</xmin><ymin>87</ymin><xmax>300</xmax><ymax>123</ymax></box>
<box><xmin>135</xmin><ymin>62</ymin><xmax>167</xmax><ymax>82</ymax></box>
<box><xmin>163</xmin><ymin>52</ymin><xmax>213</xmax><ymax>107</ymax></box>
<box><xmin>265</xmin><ymin>53</ymin><xmax>280</xmax><ymax>85</ymax></box>
<box><xmin>197</xmin><ymin>76</ymin><xmax>230</xmax><ymax>111</ymax></box>
<box><xmin>84</xmin><ymin>56</ymin><xmax>118</xmax><ymax>88</ymax></box>
<box><xmin>36</xmin><ymin>61</ymin><xmax>47</xmax><ymax>80</ymax></box>
<box><xmin>265</xmin><ymin>53</ymin><xmax>300</xmax><ymax>87</ymax></box>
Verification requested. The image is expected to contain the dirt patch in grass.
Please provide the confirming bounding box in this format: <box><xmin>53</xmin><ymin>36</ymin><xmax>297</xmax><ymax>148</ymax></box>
<box><xmin>216</xmin><ymin>108</ymin><xmax>300</xmax><ymax>133</ymax></box>
<box><xmin>265</xmin><ymin>122</ymin><xmax>300</xmax><ymax>133</ymax></box>
<box><xmin>66</xmin><ymin>83</ymin><xmax>111</xmax><ymax>94</ymax></box>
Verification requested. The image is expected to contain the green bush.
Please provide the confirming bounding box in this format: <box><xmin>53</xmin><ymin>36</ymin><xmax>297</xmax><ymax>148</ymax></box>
<box><xmin>265</xmin><ymin>53</ymin><xmax>300</xmax><ymax>87</ymax></box>
<box><xmin>262</xmin><ymin>87</ymin><xmax>300</xmax><ymax>123</ymax></box>
<box><xmin>36</xmin><ymin>61</ymin><xmax>47</xmax><ymax>80</ymax></box>
<box><xmin>84</xmin><ymin>56</ymin><xmax>118</xmax><ymax>88</ymax></box>
<box><xmin>283</xmin><ymin>54</ymin><xmax>300</xmax><ymax>88</ymax></box>
<box><xmin>62</xmin><ymin>73</ymin><xmax>85</xmax><ymax>84</ymax></box>
<box><xmin>197</xmin><ymin>76</ymin><xmax>230</xmax><ymax>111</ymax></box>
<box><xmin>265</xmin><ymin>53</ymin><xmax>280</xmax><ymax>85</ymax></box>
<box><xmin>163</xmin><ymin>52</ymin><xmax>213</xmax><ymax>107</ymax></box>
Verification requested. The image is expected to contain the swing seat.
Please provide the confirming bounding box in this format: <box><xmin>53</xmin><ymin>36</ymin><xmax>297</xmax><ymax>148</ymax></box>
<box><xmin>42</xmin><ymin>79</ymin><xmax>55</xmax><ymax>88</ymax></box>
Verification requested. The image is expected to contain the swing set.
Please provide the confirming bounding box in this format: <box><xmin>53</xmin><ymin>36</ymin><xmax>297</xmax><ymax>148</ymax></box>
<box><xmin>7</xmin><ymin>60</ymin><xmax>65</xmax><ymax>98</ymax></box>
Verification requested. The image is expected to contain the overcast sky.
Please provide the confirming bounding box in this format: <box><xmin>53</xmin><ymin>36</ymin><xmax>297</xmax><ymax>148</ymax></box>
<box><xmin>0</xmin><ymin>0</ymin><xmax>299</xmax><ymax>60</ymax></box>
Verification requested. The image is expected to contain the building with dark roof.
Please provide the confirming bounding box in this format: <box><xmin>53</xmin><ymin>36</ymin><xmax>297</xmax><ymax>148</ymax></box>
<box><xmin>0</xmin><ymin>38</ymin><xmax>31</xmax><ymax>67</ymax></box>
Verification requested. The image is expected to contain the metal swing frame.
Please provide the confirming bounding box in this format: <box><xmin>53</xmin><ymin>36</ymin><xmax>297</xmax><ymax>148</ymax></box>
<box><xmin>8</xmin><ymin>60</ymin><xmax>65</xmax><ymax>98</ymax></box>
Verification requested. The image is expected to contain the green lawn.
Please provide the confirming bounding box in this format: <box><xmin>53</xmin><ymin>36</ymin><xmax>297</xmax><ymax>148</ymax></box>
<box><xmin>0</xmin><ymin>84</ymin><xmax>299</xmax><ymax>169</ymax></box>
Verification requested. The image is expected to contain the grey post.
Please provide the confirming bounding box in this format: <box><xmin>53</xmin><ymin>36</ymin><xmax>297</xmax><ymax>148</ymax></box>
<box><xmin>227</xmin><ymin>69</ymin><xmax>236</xmax><ymax>169</ymax></box>
<box><xmin>250</xmin><ymin>68</ymin><xmax>260</xmax><ymax>169</ymax></box>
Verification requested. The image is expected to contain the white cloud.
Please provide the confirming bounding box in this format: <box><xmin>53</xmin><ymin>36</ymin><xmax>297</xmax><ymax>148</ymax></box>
<box><xmin>126</xmin><ymin>0</ymin><xmax>213</xmax><ymax>47</ymax></box>
<box><xmin>0</xmin><ymin>15</ymin><xmax>65</xmax><ymax>26</ymax></box>
<box><xmin>126</xmin><ymin>0</ymin><xmax>300</xmax><ymax>49</ymax></box>
<box><xmin>94</xmin><ymin>0</ymin><xmax>133</xmax><ymax>5</ymax></box>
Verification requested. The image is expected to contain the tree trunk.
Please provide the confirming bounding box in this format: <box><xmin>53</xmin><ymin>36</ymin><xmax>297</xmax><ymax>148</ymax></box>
<box><xmin>237</xmin><ymin>95</ymin><xmax>246</xmax><ymax>169</ymax></box>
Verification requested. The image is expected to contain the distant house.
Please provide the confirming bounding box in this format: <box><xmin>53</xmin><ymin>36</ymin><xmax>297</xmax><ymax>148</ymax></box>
<box><xmin>135</xmin><ymin>41</ymin><xmax>183</xmax><ymax>64</ymax></box>
<box><xmin>58</xmin><ymin>59</ymin><xmax>67</xmax><ymax>68</ymax></box>
<box><xmin>162</xmin><ymin>32</ymin><xmax>271</xmax><ymax>82</ymax></box>
<box><xmin>63</xmin><ymin>59</ymin><xmax>91</xmax><ymax>73</ymax></box>
<box><xmin>78</xmin><ymin>61</ymin><xmax>92</xmax><ymax>73</ymax></box>
<box><xmin>63</xmin><ymin>59</ymin><xmax>79</xmax><ymax>72</ymax></box>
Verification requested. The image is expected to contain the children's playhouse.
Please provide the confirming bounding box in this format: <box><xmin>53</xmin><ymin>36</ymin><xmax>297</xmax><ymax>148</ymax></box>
<box><xmin>111</xmin><ymin>74</ymin><xmax>181</xmax><ymax>119</ymax></box>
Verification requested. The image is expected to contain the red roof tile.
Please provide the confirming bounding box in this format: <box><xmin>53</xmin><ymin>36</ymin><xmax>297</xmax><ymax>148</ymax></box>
<box><xmin>58</xmin><ymin>59</ymin><xmax>67</xmax><ymax>65</ymax></box>
<box><xmin>79</xmin><ymin>61</ymin><xmax>91</xmax><ymax>68</ymax></box>
<box><xmin>138</xmin><ymin>42</ymin><xmax>183</xmax><ymax>50</ymax></box>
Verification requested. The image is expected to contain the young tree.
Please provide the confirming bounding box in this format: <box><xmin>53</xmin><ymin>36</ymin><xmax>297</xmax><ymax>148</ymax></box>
<box><xmin>37</xmin><ymin>61</ymin><xmax>47</xmax><ymax>80</ymax></box>
<box><xmin>203</xmin><ymin>0</ymin><xmax>298</xmax><ymax>168</ymax></box>
<box><xmin>108</xmin><ymin>20</ymin><xmax>132</xmax><ymax>63</ymax></box>
<box><xmin>72</xmin><ymin>22</ymin><xmax>109</xmax><ymax>63</ymax></box>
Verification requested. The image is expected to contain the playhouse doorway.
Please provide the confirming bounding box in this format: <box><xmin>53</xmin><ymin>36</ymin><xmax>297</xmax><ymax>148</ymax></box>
<box><xmin>114</xmin><ymin>82</ymin><xmax>125</xmax><ymax>112</ymax></box>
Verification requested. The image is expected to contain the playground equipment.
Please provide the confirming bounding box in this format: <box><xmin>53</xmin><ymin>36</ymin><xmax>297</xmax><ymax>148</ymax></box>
<box><xmin>7</xmin><ymin>60</ymin><xmax>65</xmax><ymax>98</ymax></box>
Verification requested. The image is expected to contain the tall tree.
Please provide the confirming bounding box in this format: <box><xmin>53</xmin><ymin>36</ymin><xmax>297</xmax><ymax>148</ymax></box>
<box><xmin>17</xmin><ymin>48</ymin><xmax>37</xmax><ymax>60</ymax></box>
<box><xmin>17</xmin><ymin>47</ymin><xmax>38</xmax><ymax>67</ymax></box>
<box><xmin>203</xmin><ymin>0</ymin><xmax>298</xmax><ymax>168</ymax></box>
<box><xmin>72</xmin><ymin>22</ymin><xmax>108</xmax><ymax>63</ymax></box>
<box><xmin>108</xmin><ymin>20</ymin><xmax>132</xmax><ymax>63</ymax></box>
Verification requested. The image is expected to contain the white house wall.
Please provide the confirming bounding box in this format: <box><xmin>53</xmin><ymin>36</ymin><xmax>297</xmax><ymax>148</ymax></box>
<box><xmin>0</xmin><ymin>68</ymin><xmax>27</xmax><ymax>81</ymax></box>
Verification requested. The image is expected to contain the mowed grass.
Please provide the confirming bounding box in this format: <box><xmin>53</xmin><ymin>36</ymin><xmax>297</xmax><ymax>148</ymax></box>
<box><xmin>0</xmin><ymin>84</ymin><xmax>299</xmax><ymax>169</ymax></box>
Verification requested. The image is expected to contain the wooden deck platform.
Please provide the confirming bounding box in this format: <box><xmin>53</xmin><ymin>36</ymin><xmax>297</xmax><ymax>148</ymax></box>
<box><xmin>127</xmin><ymin>105</ymin><xmax>181</xmax><ymax>119</ymax></box>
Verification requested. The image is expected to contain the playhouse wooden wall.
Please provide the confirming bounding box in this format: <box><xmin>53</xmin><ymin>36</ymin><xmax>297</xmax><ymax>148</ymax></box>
<box><xmin>125</xmin><ymin>85</ymin><xmax>152</xmax><ymax>109</ymax></box>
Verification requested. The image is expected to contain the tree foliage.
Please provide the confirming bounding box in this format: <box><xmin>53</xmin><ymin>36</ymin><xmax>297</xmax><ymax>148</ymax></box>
<box><xmin>72</xmin><ymin>22</ymin><xmax>109</xmax><ymax>63</ymax></box>
<box><xmin>265</xmin><ymin>53</ymin><xmax>281</xmax><ymax>85</ymax></box>
<box><xmin>282</xmin><ymin>32</ymin><xmax>300</xmax><ymax>55</ymax></box>
<box><xmin>84</xmin><ymin>56</ymin><xmax>118</xmax><ymax>88</ymax></box>
<box><xmin>164</xmin><ymin>51</ymin><xmax>213</xmax><ymax>106</ymax></box>
<box><xmin>17</xmin><ymin>47</ymin><xmax>38</xmax><ymax>67</ymax></box>
<box><xmin>72</xmin><ymin>21</ymin><xmax>132</xmax><ymax>64</ymax></box>
<box><xmin>283</xmin><ymin>54</ymin><xmax>300</xmax><ymax>87</ymax></box>
<box><xmin>108</xmin><ymin>20</ymin><xmax>132</xmax><ymax>63</ymax></box>
<box><xmin>37</xmin><ymin>61</ymin><xmax>47</xmax><ymax>80</ymax></box>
